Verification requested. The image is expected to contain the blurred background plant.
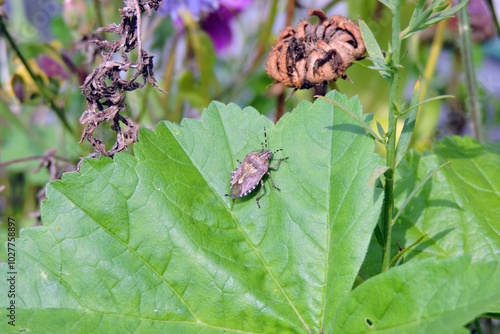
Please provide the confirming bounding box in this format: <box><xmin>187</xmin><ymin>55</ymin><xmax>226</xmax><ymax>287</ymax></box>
<box><xmin>0</xmin><ymin>0</ymin><xmax>499</xmax><ymax>260</ymax></box>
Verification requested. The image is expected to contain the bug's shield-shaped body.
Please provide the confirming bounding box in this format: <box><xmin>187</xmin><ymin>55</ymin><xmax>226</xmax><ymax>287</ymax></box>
<box><xmin>229</xmin><ymin>150</ymin><xmax>272</xmax><ymax>198</ymax></box>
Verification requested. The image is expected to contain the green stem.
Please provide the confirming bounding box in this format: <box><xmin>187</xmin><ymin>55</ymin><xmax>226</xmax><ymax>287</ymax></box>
<box><xmin>457</xmin><ymin>2</ymin><xmax>484</xmax><ymax>142</ymax></box>
<box><xmin>0</xmin><ymin>17</ymin><xmax>73</xmax><ymax>132</ymax></box>
<box><xmin>382</xmin><ymin>0</ymin><xmax>402</xmax><ymax>272</ymax></box>
<box><xmin>161</xmin><ymin>32</ymin><xmax>179</xmax><ymax>122</ymax></box>
<box><xmin>93</xmin><ymin>0</ymin><xmax>105</xmax><ymax>30</ymax></box>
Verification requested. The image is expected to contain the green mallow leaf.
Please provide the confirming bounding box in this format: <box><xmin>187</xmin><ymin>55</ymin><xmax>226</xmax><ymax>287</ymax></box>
<box><xmin>0</xmin><ymin>91</ymin><xmax>383</xmax><ymax>333</ymax></box>
<box><xmin>361</xmin><ymin>136</ymin><xmax>500</xmax><ymax>278</ymax></box>
<box><xmin>394</xmin><ymin>136</ymin><xmax>500</xmax><ymax>261</ymax></box>
<box><xmin>331</xmin><ymin>256</ymin><xmax>500</xmax><ymax>333</ymax></box>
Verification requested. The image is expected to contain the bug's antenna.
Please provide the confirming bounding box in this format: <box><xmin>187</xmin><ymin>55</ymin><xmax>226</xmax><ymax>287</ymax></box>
<box><xmin>264</xmin><ymin>127</ymin><xmax>268</xmax><ymax>149</ymax></box>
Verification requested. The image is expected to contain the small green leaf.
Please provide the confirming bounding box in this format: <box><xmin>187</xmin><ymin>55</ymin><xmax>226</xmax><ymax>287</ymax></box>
<box><xmin>425</xmin><ymin>1</ymin><xmax>468</xmax><ymax>27</ymax></box>
<box><xmin>395</xmin><ymin>79</ymin><xmax>420</xmax><ymax>166</ymax></box>
<box><xmin>378</xmin><ymin>0</ymin><xmax>393</xmax><ymax>10</ymax></box>
<box><xmin>358</xmin><ymin>19</ymin><xmax>392</xmax><ymax>81</ymax></box>
<box><xmin>401</xmin><ymin>0</ymin><xmax>469</xmax><ymax>39</ymax></box>
<box><xmin>376</xmin><ymin>121</ymin><xmax>385</xmax><ymax>139</ymax></box>
<box><xmin>332</xmin><ymin>256</ymin><xmax>500</xmax><ymax>333</ymax></box>
<box><xmin>358</xmin><ymin>18</ymin><xmax>384</xmax><ymax>60</ymax></box>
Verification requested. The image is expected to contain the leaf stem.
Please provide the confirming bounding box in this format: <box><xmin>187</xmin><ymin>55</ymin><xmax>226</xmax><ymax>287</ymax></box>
<box><xmin>162</xmin><ymin>32</ymin><xmax>181</xmax><ymax>123</ymax></box>
<box><xmin>399</xmin><ymin>95</ymin><xmax>454</xmax><ymax>116</ymax></box>
<box><xmin>316</xmin><ymin>96</ymin><xmax>385</xmax><ymax>144</ymax></box>
<box><xmin>420</xmin><ymin>18</ymin><xmax>447</xmax><ymax>102</ymax></box>
<box><xmin>382</xmin><ymin>0</ymin><xmax>402</xmax><ymax>272</ymax></box>
<box><xmin>93</xmin><ymin>0</ymin><xmax>105</xmax><ymax>31</ymax></box>
<box><xmin>389</xmin><ymin>233</ymin><xmax>428</xmax><ymax>267</ymax></box>
<box><xmin>457</xmin><ymin>1</ymin><xmax>485</xmax><ymax>142</ymax></box>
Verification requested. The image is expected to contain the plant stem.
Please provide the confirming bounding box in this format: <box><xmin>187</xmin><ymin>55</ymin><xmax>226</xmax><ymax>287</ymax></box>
<box><xmin>249</xmin><ymin>0</ymin><xmax>278</xmax><ymax>73</ymax></box>
<box><xmin>161</xmin><ymin>32</ymin><xmax>179</xmax><ymax>122</ymax></box>
<box><xmin>93</xmin><ymin>0</ymin><xmax>105</xmax><ymax>31</ymax></box>
<box><xmin>276</xmin><ymin>92</ymin><xmax>285</xmax><ymax>122</ymax></box>
<box><xmin>420</xmin><ymin>19</ymin><xmax>447</xmax><ymax>103</ymax></box>
<box><xmin>274</xmin><ymin>0</ymin><xmax>295</xmax><ymax>122</ymax></box>
<box><xmin>381</xmin><ymin>0</ymin><xmax>402</xmax><ymax>272</ymax></box>
<box><xmin>457</xmin><ymin>2</ymin><xmax>484</xmax><ymax>142</ymax></box>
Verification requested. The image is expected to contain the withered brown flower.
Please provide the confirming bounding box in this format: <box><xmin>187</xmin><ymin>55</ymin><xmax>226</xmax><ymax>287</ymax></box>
<box><xmin>266</xmin><ymin>9</ymin><xmax>365</xmax><ymax>90</ymax></box>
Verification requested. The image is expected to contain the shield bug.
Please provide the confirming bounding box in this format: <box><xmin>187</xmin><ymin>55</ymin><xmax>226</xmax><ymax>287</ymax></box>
<box><xmin>225</xmin><ymin>128</ymin><xmax>288</xmax><ymax>208</ymax></box>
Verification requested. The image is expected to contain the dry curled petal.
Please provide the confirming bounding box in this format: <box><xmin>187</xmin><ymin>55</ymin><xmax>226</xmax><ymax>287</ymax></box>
<box><xmin>266</xmin><ymin>10</ymin><xmax>365</xmax><ymax>90</ymax></box>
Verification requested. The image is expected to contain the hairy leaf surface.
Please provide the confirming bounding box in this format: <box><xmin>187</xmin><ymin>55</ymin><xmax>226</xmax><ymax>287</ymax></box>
<box><xmin>0</xmin><ymin>91</ymin><xmax>383</xmax><ymax>333</ymax></box>
<box><xmin>361</xmin><ymin>136</ymin><xmax>500</xmax><ymax>278</ymax></box>
<box><xmin>333</xmin><ymin>256</ymin><xmax>500</xmax><ymax>333</ymax></box>
<box><xmin>395</xmin><ymin>137</ymin><xmax>500</xmax><ymax>261</ymax></box>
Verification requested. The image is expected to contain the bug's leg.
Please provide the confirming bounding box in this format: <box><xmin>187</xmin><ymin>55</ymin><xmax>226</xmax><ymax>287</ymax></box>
<box><xmin>236</xmin><ymin>159</ymin><xmax>241</xmax><ymax>164</ymax></box>
<box><xmin>269</xmin><ymin>156</ymin><xmax>289</xmax><ymax>169</ymax></box>
<box><xmin>272</xmin><ymin>148</ymin><xmax>283</xmax><ymax>155</ymax></box>
<box><xmin>267</xmin><ymin>172</ymin><xmax>281</xmax><ymax>191</ymax></box>
<box><xmin>255</xmin><ymin>179</ymin><xmax>265</xmax><ymax>208</ymax></box>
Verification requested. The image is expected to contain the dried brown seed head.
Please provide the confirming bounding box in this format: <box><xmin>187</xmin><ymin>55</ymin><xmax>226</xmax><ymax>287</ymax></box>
<box><xmin>266</xmin><ymin>10</ymin><xmax>365</xmax><ymax>90</ymax></box>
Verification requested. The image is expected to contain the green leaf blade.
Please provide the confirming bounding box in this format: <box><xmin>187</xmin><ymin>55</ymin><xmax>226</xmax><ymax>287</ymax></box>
<box><xmin>1</xmin><ymin>91</ymin><xmax>383</xmax><ymax>333</ymax></box>
<box><xmin>358</xmin><ymin>19</ymin><xmax>391</xmax><ymax>80</ymax></box>
<box><xmin>332</xmin><ymin>256</ymin><xmax>500</xmax><ymax>333</ymax></box>
<box><xmin>316</xmin><ymin>92</ymin><xmax>384</xmax><ymax>332</ymax></box>
<box><xmin>360</xmin><ymin>136</ymin><xmax>500</xmax><ymax>280</ymax></box>
<box><xmin>359</xmin><ymin>18</ymin><xmax>384</xmax><ymax>60</ymax></box>
<box><xmin>401</xmin><ymin>0</ymin><xmax>469</xmax><ymax>39</ymax></box>
<box><xmin>378</xmin><ymin>0</ymin><xmax>393</xmax><ymax>11</ymax></box>
<box><xmin>393</xmin><ymin>136</ymin><xmax>500</xmax><ymax>263</ymax></box>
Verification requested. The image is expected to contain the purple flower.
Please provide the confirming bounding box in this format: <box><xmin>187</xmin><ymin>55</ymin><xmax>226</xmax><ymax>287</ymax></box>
<box><xmin>201</xmin><ymin>6</ymin><xmax>233</xmax><ymax>51</ymax></box>
<box><xmin>202</xmin><ymin>0</ymin><xmax>253</xmax><ymax>52</ymax></box>
<box><xmin>160</xmin><ymin>0</ymin><xmax>254</xmax><ymax>53</ymax></box>
<box><xmin>159</xmin><ymin>0</ymin><xmax>219</xmax><ymax>23</ymax></box>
